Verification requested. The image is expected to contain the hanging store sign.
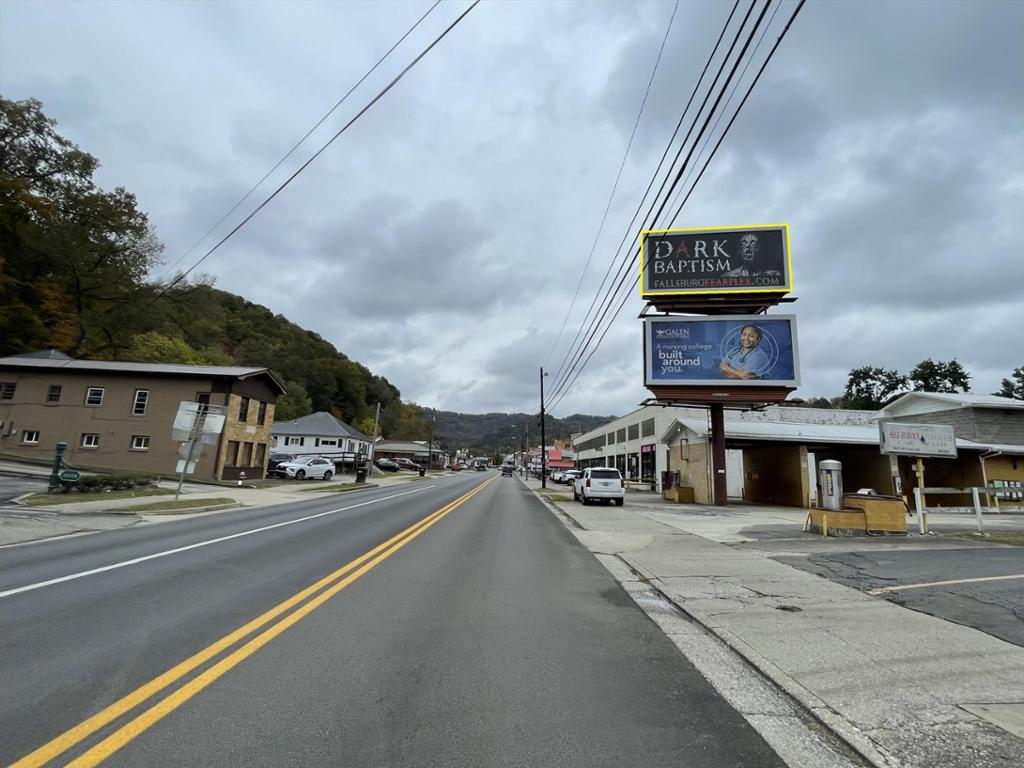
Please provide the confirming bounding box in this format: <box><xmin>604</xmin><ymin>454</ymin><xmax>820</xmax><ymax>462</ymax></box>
<box><xmin>644</xmin><ymin>315</ymin><xmax>800</xmax><ymax>387</ymax></box>
<box><xmin>640</xmin><ymin>224</ymin><xmax>792</xmax><ymax>297</ymax></box>
<box><xmin>878</xmin><ymin>422</ymin><xmax>957</xmax><ymax>458</ymax></box>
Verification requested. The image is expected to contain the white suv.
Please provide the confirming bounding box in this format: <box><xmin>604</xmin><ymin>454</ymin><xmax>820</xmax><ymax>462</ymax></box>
<box><xmin>573</xmin><ymin>467</ymin><xmax>625</xmax><ymax>506</ymax></box>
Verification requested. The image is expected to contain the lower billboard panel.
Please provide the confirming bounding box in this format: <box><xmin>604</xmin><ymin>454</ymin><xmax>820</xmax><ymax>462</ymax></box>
<box><xmin>644</xmin><ymin>314</ymin><xmax>800</xmax><ymax>387</ymax></box>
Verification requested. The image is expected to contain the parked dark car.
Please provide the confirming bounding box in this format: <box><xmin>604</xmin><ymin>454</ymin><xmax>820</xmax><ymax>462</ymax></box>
<box><xmin>394</xmin><ymin>457</ymin><xmax>423</xmax><ymax>471</ymax></box>
<box><xmin>267</xmin><ymin>453</ymin><xmax>297</xmax><ymax>477</ymax></box>
<box><xmin>375</xmin><ymin>458</ymin><xmax>400</xmax><ymax>472</ymax></box>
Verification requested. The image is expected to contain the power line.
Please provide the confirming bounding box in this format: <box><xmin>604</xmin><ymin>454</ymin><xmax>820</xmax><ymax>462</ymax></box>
<box><xmin>663</xmin><ymin>0</ymin><xmax>781</xmax><ymax>219</ymax></box>
<box><xmin>542</xmin><ymin>0</ymin><xmax>680</xmax><ymax>369</ymax></box>
<box><xmin>156</xmin><ymin>1</ymin><xmax>442</xmax><ymax>285</ymax></box>
<box><xmin>546</xmin><ymin>0</ymin><xmax>772</xmax><ymax>409</ymax></box>
<box><xmin>150</xmin><ymin>0</ymin><xmax>480</xmax><ymax>304</ymax></box>
<box><xmin>548</xmin><ymin>0</ymin><xmax>743</xmax><ymax>390</ymax></box>
<box><xmin>548</xmin><ymin>0</ymin><xmax>807</xmax><ymax>413</ymax></box>
<box><xmin>548</xmin><ymin>0</ymin><xmax>766</xmax><ymax>404</ymax></box>
<box><xmin>668</xmin><ymin>0</ymin><xmax>806</xmax><ymax>224</ymax></box>
<box><xmin>548</xmin><ymin>0</ymin><xmax>770</xmax><ymax>406</ymax></box>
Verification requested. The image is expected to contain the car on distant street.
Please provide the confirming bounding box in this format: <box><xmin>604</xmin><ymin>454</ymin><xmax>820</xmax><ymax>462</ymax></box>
<box><xmin>267</xmin><ymin>453</ymin><xmax>298</xmax><ymax>477</ymax></box>
<box><xmin>277</xmin><ymin>456</ymin><xmax>334</xmax><ymax>481</ymax></box>
<box><xmin>573</xmin><ymin>467</ymin><xmax>624</xmax><ymax>506</ymax></box>
<box><xmin>501</xmin><ymin>465</ymin><xmax>514</xmax><ymax>477</ymax></box>
<box><xmin>375</xmin><ymin>458</ymin><xmax>400</xmax><ymax>472</ymax></box>
<box><xmin>451</xmin><ymin>463</ymin><xmax>463</xmax><ymax>471</ymax></box>
<box><xmin>394</xmin><ymin>457</ymin><xmax>423</xmax><ymax>471</ymax></box>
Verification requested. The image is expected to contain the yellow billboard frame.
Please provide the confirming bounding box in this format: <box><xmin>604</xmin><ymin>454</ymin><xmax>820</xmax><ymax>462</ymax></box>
<box><xmin>639</xmin><ymin>223</ymin><xmax>794</xmax><ymax>297</ymax></box>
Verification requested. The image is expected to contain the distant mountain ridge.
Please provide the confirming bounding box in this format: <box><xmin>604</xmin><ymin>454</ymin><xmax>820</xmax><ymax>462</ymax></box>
<box><xmin>425</xmin><ymin>410</ymin><xmax>615</xmax><ymax>455</ymax></box>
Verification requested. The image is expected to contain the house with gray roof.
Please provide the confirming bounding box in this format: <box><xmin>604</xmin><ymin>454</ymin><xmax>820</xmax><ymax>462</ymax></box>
<box><xmin>271</xmin><ymin>412</ymin><xmax>372</xmax><ymax>457</ymax></box>
<box><xmin>373</xmin><ymin>438</ymin><xmax>449</xmax><ymax>470</ymax></box>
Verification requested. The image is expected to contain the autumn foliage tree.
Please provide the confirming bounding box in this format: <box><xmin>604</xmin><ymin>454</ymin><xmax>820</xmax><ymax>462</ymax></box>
<box><xmin>0</xmin><ymin>97</ymin><xmax>163</xmax><ymax>357</ymax></box>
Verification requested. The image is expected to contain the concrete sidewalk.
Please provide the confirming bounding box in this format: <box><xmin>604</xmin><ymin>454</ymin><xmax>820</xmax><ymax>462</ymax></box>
<box><xmin>527</xmin><ymin>478</ymin><xmax>1024</xmax><ymax>768</ymax></box>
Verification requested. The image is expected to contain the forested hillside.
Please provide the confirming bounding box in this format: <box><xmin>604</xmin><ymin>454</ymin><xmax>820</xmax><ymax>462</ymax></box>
<box><xmin>0</xmin><ymin>96</ymin><xmax>613</xmax><ymax>445</ymax></box>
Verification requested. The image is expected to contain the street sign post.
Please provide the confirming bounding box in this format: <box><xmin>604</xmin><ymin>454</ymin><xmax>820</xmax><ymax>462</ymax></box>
<box><xmin>171</xmin><ymin>401</ymin><xmax>226</xmax><ymax>499</ymax></box>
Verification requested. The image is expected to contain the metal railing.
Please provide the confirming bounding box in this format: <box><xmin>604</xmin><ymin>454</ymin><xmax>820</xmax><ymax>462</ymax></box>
<box><xmin>912</xmin><ymin>486</ymin><xmax>1022</xmax><ymax>534</ymax></box>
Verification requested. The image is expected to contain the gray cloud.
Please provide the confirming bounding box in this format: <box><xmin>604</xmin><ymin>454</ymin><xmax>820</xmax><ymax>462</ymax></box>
<box><xmin>3</xmin><ymin>0</ymin><xmax>1021</xmax><ymax>415</ymax></box>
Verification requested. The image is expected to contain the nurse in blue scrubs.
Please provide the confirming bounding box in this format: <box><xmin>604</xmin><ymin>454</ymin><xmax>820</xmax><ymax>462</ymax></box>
<box><xmin>719</xmin><ymin>324</ymin><xmax>769</xmax><ymax>380</ymax></box>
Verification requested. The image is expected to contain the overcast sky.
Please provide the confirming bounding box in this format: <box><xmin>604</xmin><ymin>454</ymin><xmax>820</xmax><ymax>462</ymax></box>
<box><xmin>3</xmin><ymin>0</ymin><xmax>1021</xmax><ymax>416</ymax></box>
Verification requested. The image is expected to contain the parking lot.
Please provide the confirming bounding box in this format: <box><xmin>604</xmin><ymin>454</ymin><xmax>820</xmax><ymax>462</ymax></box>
<box><xmin>609</xmin><ymin>490</ymin><xmax>1024</xmax><ymax>649</ymax></box>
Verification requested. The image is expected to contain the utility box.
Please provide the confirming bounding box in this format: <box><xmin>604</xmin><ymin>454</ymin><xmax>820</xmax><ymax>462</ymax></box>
<box><xmin>818</xmin><ymin>460</ymin><xmax>843</xmax><ymax>511</ymax></box>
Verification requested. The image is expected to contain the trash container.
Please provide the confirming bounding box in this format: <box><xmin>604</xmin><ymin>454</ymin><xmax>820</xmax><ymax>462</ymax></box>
<box><xmin>355</xmin><ymin>462</ymin><xmax>368</xmax><ymax>484</ymax></box>
<box><xmin>418</xmin><ymin>467</ymin><xmax>426</xmax><ymax>477</ymax></box>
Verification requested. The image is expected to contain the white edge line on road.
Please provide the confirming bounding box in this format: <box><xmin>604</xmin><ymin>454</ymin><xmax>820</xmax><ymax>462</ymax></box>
<box><xmin>867</xmin><ymin>573</ymin><xmax>1024</xmax><ymax>595</ymax></box>
<box><xmin>0</xmin><ymin>485</ymin><xmax>437</xmax><ymax>599</ymax></box>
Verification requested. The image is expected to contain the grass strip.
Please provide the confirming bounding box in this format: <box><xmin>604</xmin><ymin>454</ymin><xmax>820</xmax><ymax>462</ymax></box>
<box><xmin>116</xmin><ymin>498</ymin><xmax>238</xmax><ymax>513</ymax></box>
<box><xmin>22</xmin><ymin>488</ymin><xmax>174</xmax><ymax>506</ymax></box>
<box><xmin>296</xmin><ymin>482</ymin><xmax>371</xmax><ymax>493</ymax></box>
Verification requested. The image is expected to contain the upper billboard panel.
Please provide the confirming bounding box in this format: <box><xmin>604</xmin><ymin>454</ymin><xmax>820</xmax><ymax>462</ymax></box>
<box><xmin>644</xmin><ymin>315</ymin><xmax>800</xmax><ymax>387</ymax></box>
<box><xmin>640</xmin><ymin>224</ymin><xmax>792</xmax><ymax>297</ymax></box>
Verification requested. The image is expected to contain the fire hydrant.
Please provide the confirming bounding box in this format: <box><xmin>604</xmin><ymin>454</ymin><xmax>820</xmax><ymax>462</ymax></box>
<box><xmin>237</xmin><ymin>471</ymin><xmax>246</xmax><ymax>487</ymax></box>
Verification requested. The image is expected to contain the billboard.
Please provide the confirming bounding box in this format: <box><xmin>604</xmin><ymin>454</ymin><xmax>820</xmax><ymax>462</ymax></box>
<box><xmin>644</xmin><ymin>315</ymin><xmax>800</xmax><ymax>387</ymax></box>
<box><xmin>879</xmin><ymin>422</ymin><xmax>957</xmax><ymax>458</ymax></box>
<box><xmin>640</xmin><ymin>224</ymin><xmax>792</xmax><ymax>297</ymax></box>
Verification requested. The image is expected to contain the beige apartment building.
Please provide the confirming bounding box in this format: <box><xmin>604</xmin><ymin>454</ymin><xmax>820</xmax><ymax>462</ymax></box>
<box><xmin>0</xmin><ymin>351</ymin><xmax>285</xmax><ymax>481</ymax></box>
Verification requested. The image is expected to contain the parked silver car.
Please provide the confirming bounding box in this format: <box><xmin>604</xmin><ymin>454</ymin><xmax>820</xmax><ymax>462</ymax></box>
<box><xmin>277</xmin><ymin>456</ymin><xmax>334</xmax><ymax>480</ymax></box>
<box><xmin>559</xmin><ymin>469</ymin><xmax>582</xmax><ymax>486</ymax></box>
<box><xmin>573</xmin><ymin>467</ymin><xmax>624</xmax><ymax>505</ymax></box>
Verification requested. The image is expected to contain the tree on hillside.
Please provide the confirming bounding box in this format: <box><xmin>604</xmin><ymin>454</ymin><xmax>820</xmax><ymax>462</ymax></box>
<box><xmin>909</xmin><ymin>358</ymin><xmax>971</xmax><ymax>393</ymax></box>
<box><xmin>842</xmin><ymin>366</ymin><xmax>908</xmax><ymax>410</ymax></box>
<box><xmin>274</xmin><ymin>381</ymin><xmax>313</xmax><ymax>422</ymax></box>
<box><xmin>804</xmin><ymin>397</ymin><xmax>836</xmax><ymax>409</ymax></box>
<box><xmin>125</xmin><ymin>331</ymin><xmax>232</xmax><ymax>365</ymax></box>
<box><xmin>0</xmin><ymin>97</ymin><xmax>163</xmax><ymax>357</ymax></box>
<box><xmin>994</xmin><ymin>365</ymin><xmax>1024</xmax><ymax>400</ymax></box>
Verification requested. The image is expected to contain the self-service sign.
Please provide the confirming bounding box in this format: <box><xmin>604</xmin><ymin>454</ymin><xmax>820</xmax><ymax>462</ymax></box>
<box><xmin>879</xmin><ymin>422</ymin><xmax>957</xmax><ymax>458</ymax></box>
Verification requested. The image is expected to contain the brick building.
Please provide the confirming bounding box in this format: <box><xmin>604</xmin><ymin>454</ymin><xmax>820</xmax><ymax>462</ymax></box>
<box><xmin>0</xmin><ymin>351</ymin><xmax>285</xmax><ymax>481</ymax></box>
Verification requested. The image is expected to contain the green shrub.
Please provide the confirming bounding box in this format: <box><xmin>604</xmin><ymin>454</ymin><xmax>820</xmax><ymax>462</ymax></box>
<box><xmin>64</xmin><ymin>474</ymin><xmax>157</xmax><ymax>494</ymax></box>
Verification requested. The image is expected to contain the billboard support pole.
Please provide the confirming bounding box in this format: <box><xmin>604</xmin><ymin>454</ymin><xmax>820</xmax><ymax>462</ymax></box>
<box><xmin>710</xmin><ymin>403</ymin><xmax>727</xmax><ymax>506</ymax></box>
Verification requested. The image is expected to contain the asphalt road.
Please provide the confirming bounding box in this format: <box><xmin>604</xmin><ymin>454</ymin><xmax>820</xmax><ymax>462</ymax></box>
<box><xmin>778</xmin><ymin>545</ymin><xmax>1024</xmax><ymax>647</ymax></box>
<box><xmin>1</xmin><ymin>472</ymin><xmax>784</xmax><ymax>767</ymax></box>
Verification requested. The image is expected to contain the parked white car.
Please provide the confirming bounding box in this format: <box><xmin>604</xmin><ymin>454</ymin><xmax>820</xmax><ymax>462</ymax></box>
<box><xmin>573</xmin><ymin>467</ymin><xmax>624</xmax><ymax>506</ymax></box>
<box><xmin>551</xmin><ymin>470</ymin><xmax>565</xmax><ymax>482</ymax></box>
<box><xmin>278</xmin><ymin>456</ymin><xmax>335</xmax><ymax>480</ymax></box>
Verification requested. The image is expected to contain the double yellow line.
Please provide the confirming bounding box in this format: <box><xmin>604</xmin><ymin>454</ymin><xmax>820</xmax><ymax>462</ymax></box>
<box><xmin>13</xmin><ymin>476</ymin><xmax>496</xmax><ymax>768</ymax></box>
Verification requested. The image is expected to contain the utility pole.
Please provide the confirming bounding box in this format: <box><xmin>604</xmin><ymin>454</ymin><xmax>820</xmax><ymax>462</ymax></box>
<box><xmin>540</xmin><ymin>367</ymin><xmax>548</xmax><ymax>489</ymax></box>
<box><xmin>368</xmin><ymin>402</ymin><xmax>381</xmax><ymax>468</ymax></box>
<box><xmin>522</xmin><ymin>422</ymin><xmax>528</xmax><ymax>475</ymax></box>
<box><xmin>428</xmin><ymin>414</ymin><xmax>436</xmax><ymax>471</ymax></box>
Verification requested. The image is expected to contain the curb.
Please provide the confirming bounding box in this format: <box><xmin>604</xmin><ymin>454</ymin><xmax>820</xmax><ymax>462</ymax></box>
<box><xmin>139</xmin><ymin>502</ymin><xmax>241</xmax><ymax>516</ymax></box>
<box><xmin>522</xmin><ymin>479</ymin><xmax>894</xmax><ymax>768</ymax></box>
